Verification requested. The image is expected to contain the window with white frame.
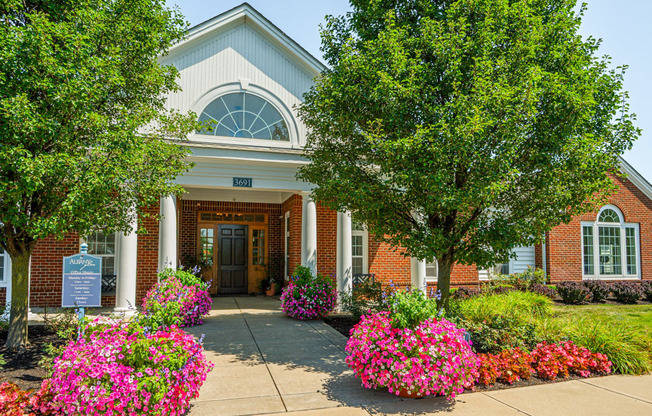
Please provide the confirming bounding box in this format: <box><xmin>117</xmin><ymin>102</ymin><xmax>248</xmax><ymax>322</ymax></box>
<box><xmin>351</xmin><ymin>222</ymin><xmax>368</xmax><ymax>276</ymax></box>
<box><xmin>582</xmin><ymin>205</ymin><xmax>640</xmax><ymax>279</ymax></box>
<box><xmin>0</xmin><ymin>247</ymin><xmax>9</xmax><ymax>285</ymax></box>
<box><xmin>425</xmin><ymin>260</ymin><xmax>438</xmax><ymax>281</ymax></box>
<box><xmin>197</xmin><ymin>92</ymin><xmax>289</xmax><ymax>141</ymax></box>
<box><xmin>81</xmin><ymin>231</ymin><xmax>117</xmax><ymax>291</ymax></box>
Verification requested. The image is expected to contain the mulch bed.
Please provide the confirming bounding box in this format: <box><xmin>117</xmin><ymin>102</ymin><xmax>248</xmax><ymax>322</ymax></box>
<box><xmin>0</xmin><ymin>325</ymin><xmax>64</xmax><ymax>390</ymax></box>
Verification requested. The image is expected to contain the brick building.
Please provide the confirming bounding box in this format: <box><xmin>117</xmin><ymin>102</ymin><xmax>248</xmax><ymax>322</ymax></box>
<box><xmin>1</xmin><ymin>4</ymin><xmax>650</xmax><ymax>308</ymax></box>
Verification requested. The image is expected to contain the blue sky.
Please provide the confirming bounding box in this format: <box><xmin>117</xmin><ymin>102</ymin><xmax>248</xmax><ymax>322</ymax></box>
<box><xmin>166</xmin><ymin>0</ymin><xmax>651</xmax><ymax>181</ymax></box>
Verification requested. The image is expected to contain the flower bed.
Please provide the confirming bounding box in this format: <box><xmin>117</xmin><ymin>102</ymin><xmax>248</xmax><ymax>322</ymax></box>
<box><xmin>476</xmin><ymin>342</ymin><xmax>612</xmax><ymax>386</ymax></box>
<box><xmin>142</xmin><ymin>269</ymin><xmax>212</xmax><ymax>327</ymax></box>
<box><xmin>280</xmin><ymin>266</ymin><xmax>337</xmax><ymax>320</ymax></box>
<box><xmin>33</xmin><ymin>318</ymin><xmax>213</xmax><ymax>416</ymax></box>
<box><xmin>345</xmin><ymin>312</ymin><xmax>478</xmax><ymax>399</ymax></box>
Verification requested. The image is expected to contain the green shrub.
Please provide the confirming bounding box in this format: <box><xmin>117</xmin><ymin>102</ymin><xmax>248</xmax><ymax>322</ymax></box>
<box><xmin>387</xmin><ymin>289</ymin><xmax>439</xmax><ymax>329</ymax></box>
<box><xmin>486</xmin><ymin>267</ymin><xmax>547</xmax><ymax>291</ymax></box>
<box><xmin>339</xmin><ymin>280</ymin><xmax>385</xmax><ymax>319</ymax></box>
<box><xmin>158</xmin><ymin>267</ymin><xmax>205</xmax><ymax>289</ymax></box>
<box><xmin>453</xmin><ymin>315</ymin><xmax>543</xmax><ymax>354</ymax></box>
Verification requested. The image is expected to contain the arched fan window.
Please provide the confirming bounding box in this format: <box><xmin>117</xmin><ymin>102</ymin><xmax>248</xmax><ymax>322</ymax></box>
<box><xmin>197</xmin><ymin>92</ymin><xmax>289</xmax><ymax>141</ymax></box>
<box><xmin>582</xmin><ymin>205</ymin><xmax>639</xmax><ymax>278</ymax></box>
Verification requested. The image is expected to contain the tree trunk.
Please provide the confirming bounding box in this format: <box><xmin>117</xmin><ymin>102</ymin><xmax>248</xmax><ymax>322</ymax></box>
<box><xmin>5</xmin><ymin>248</ymin><xmax>32</xmax><ymax>350</ymax></box>
<box><xmin>436</xmin><ymin>257</ymin><xmax>453</xmax><ymax>312</ymax></box>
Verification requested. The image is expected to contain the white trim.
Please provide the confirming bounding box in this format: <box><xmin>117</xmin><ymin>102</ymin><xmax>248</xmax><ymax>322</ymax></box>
<box><xmin>166</xmin><ymin>3</ymin><xmax>325</xmax><ymax>75</ymax></box>
<box><xmin>0</xmin><ymin>248</ymin><xmax>10</xmax><ymax>287</ymax></box>
<box><xmin>351</xmin><ymin>225</ymin><xmax>368</xmax><ymax>276</ymax></box>
<box><xmin>425</xmin><ymin>260</ymin><xmax>438</xmax><ymax>282</ymax></box>
<box><xmin>619</xmin><ymin>157</ymin><xmax>652</xmax><ymax>202</ymax></box>
<box><xmin>190</xmin><ymin>83</ymin><xmax>300</xmax><ymax>148</ymax></box>
<box><xmin>597</xmin><ymin>204</ymin><xmax>625</xmax><ymax>223</ymax></box>
<box><xmin>580</xmin><ymin>215</ymin><xmax>641</xmax><ymax>280</ymax></box>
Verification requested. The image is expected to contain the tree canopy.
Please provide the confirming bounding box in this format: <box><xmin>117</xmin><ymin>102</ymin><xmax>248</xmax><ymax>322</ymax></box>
<box><xmin>298</xmin><ymin>0</ymin><xmax>639</xmax><ymax>308</ymax></box>
<box><xmin>0</xmin><ymin>0</ymin><xmax>195</xmax><ymax>348</ymax></box>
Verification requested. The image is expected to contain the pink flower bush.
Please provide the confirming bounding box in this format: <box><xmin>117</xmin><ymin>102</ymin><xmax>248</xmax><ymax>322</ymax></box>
<box><xmin>531</xmin><ymin>341</ymin><xmax>612</xmax><ymax>380</ymax></box>
<box><xmin>280</xmin><ymin>267</ymin><xmax>337</xmax><ymax>320</ymax></box>
<box><xmin>40</xmin><ymin>318</ymin><xmax>213</xmax><ymax>416</ymax></box>
<box><xmin>142</xmin><ymin>276</ymin><xmax>212</xmax><ymax>327</ymax></box>
<box><xmin>345</xmin><ymin>312</ymin><xmax>479</xmax><ymax>399</ymax></box>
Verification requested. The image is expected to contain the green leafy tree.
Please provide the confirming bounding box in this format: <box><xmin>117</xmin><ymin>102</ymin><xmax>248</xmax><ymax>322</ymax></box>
<box><xmin>0</xmin><ymin>0</ymin><xmax>196</xmax><ymax>348</ymax></box>
<box><xmin>298</xmin><ymin>0</ymin><xmax>639</xmax><ymax>310</ymax></box>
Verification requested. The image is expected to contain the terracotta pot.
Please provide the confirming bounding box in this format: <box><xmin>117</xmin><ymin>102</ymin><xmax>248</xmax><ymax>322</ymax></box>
<box><xmin>265</xmin><ymin>283</ymin><xmax>276</xmax><ymax>296</ymax></box>
<box><xmin>397</xmin><ymin>388</ymin><xmax>425</xmax><ymax>399</ymax></box>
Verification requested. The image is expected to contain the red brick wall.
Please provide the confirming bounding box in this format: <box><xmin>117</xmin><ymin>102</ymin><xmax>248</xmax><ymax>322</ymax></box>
<box><xmin>547</xmin><ymin>174</ymin><xmax>652</xmax><ymax>282</ymax></box>
<box><xmin>30</xmin><ymin>234</ymin><xmax>79</xmax><ymax>308</ymax></box>
<box><xmin>136</xmin><ymin>204</ymin><xmax>160</xmax><ymax>303</ymax></box>
<box><xmin>281</xmin><ymin>195</ymin><xmax>302</xmax><ymax>281</ymax></box>
<box><xmin>24</xmin><ymin>204</ymin><xmax>159</xmax><ymax>308</ymax></box>
<box><xmin>317</xmin><ymin>204</ymin><xmax>337</xmax><ymax>279</ymax></box>
<box><xmin>368</xmin><ymin>238</ymin><xmax>411</xmax><ymax>287</ymax></box>
<box><xmin>0</xmin><ymin>288</ymin><xmax>6</xmax><ymax>304</ymax></box>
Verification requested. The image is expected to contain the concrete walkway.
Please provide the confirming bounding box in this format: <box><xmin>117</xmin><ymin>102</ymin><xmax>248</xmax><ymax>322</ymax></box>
<box><xmin>187</xmin><ymin>296</ymin><xmax>652</xmax><ymax>416</ymax></box>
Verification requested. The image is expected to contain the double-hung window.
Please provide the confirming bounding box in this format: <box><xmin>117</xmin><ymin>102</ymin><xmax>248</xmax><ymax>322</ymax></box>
<box><xmin>582</xmin><ymin>205</ymin><xmax>640</xmax><ymax>279</ymax></box>
<box><xmin>351</xmin><ymin>222</ymin><xmax>368</xmax><ymax>276</ymax></box>
<box><xmin>81</xmin><ymin>231</ymin><xmax>117</xmax><ymax>292</ymax></box>
<box><xmin>425</xmin><ymin>260</ymin><xmax>438</xmax><ymax>282</ymax></box>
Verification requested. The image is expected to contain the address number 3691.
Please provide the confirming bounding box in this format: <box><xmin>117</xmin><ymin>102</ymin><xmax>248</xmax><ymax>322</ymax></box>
<box><xmin>233</xmin><ymin>177</ymin><xmax>253</xmax><ymax>188</ymax></box>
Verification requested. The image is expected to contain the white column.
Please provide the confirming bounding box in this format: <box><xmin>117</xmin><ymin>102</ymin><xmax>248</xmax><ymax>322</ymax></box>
<box><xmin>411</xmin><ymin>257</ymin><xmax>427</xmax><ymax>294</ymax></box>
<box><xmin>301</xmin><ymin>192</ymin><xmax>318</xmax><ymax>276</ymax></box>
<box><xmin>337</xmin><ymin>211</ymin><xmax>353</xmax><ymax>296</ymax></box>
<box><xmin>115</xmin><ymin>211</ymin><xmax>138</xmax><ymax>313</ymax></box>
<box><xmin>158</xmin><ymin>195</ymin><xmax>178</xmax><ymax>271</ymax></box>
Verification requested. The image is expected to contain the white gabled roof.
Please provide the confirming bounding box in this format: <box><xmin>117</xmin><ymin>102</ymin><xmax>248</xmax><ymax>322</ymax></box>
<box><xmin>167</xmin><ymin>2</ymin><xmax>325</xmax><ymax>76</ymax></box>
<box><xmin>619</xmin><ymin>156</ymin><xmax>652</xmax><ymax>202</ymax></box>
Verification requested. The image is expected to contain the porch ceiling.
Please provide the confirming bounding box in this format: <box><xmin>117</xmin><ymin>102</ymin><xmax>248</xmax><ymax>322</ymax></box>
<box><xmin>182</xmin><ymin>186</ymin><xmax>297</xmax><ymax>204</ymax></box>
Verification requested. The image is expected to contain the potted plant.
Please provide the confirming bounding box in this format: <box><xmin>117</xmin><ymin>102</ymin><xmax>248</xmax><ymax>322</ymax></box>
<box><xmin>261</xmin><ymin>277</ymin><xmax>277</xmax><ymax>296</ymax></box>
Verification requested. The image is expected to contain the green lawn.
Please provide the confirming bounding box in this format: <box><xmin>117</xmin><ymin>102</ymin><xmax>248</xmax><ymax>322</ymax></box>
<box><xmin>553</xmin><ymin>303</ymin><xmax>652</xmax><ymax>341</ymax></box>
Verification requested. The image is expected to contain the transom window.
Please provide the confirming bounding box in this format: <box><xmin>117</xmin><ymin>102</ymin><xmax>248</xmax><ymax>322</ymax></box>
<box><xmin>197</xmin><ymin>92</ymin><xmax>289</xmax><ymax>141</ymax></box>
<box><xmin>582</xmin><ymin>205</ymin><xmax>639</xmax><ymax>279</ymax></box>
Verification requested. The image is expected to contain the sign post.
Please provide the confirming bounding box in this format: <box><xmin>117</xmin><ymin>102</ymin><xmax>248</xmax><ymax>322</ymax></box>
<box><xmin>62</xmin><ymin>243</ymin><xmax>102</xmax><ymax>329</ymax></box>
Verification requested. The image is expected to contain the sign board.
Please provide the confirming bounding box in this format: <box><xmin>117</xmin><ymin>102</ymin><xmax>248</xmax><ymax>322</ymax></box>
<box><xmin>233</xmin><ymin>177</ymin><xmax>253</xmax><ymax>188</ymax></box>
<box><xmin>61</xmin><ymin>253</ymin><xmax>102</xmax><ymax>308</ymax></box>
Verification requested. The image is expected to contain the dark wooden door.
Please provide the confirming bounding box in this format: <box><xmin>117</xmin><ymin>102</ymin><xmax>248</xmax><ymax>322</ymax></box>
<box><xmin>218</xmin><ymin>224</ymin><xmax>248</xmax><ymax>294</ymax></box>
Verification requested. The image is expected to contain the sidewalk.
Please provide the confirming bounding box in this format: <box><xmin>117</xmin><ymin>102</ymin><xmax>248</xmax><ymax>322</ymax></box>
<box><xmin>187</xmin><ymin>296</ymin><xmax>652</xmax><ymax>416</ymax></box>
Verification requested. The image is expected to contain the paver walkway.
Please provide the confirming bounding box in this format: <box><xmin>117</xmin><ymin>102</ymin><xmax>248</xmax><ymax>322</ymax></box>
<box><xmin>187</xmin><ymin>296</ymin><xmax>652</xmax><ymax>416</ymax></box>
